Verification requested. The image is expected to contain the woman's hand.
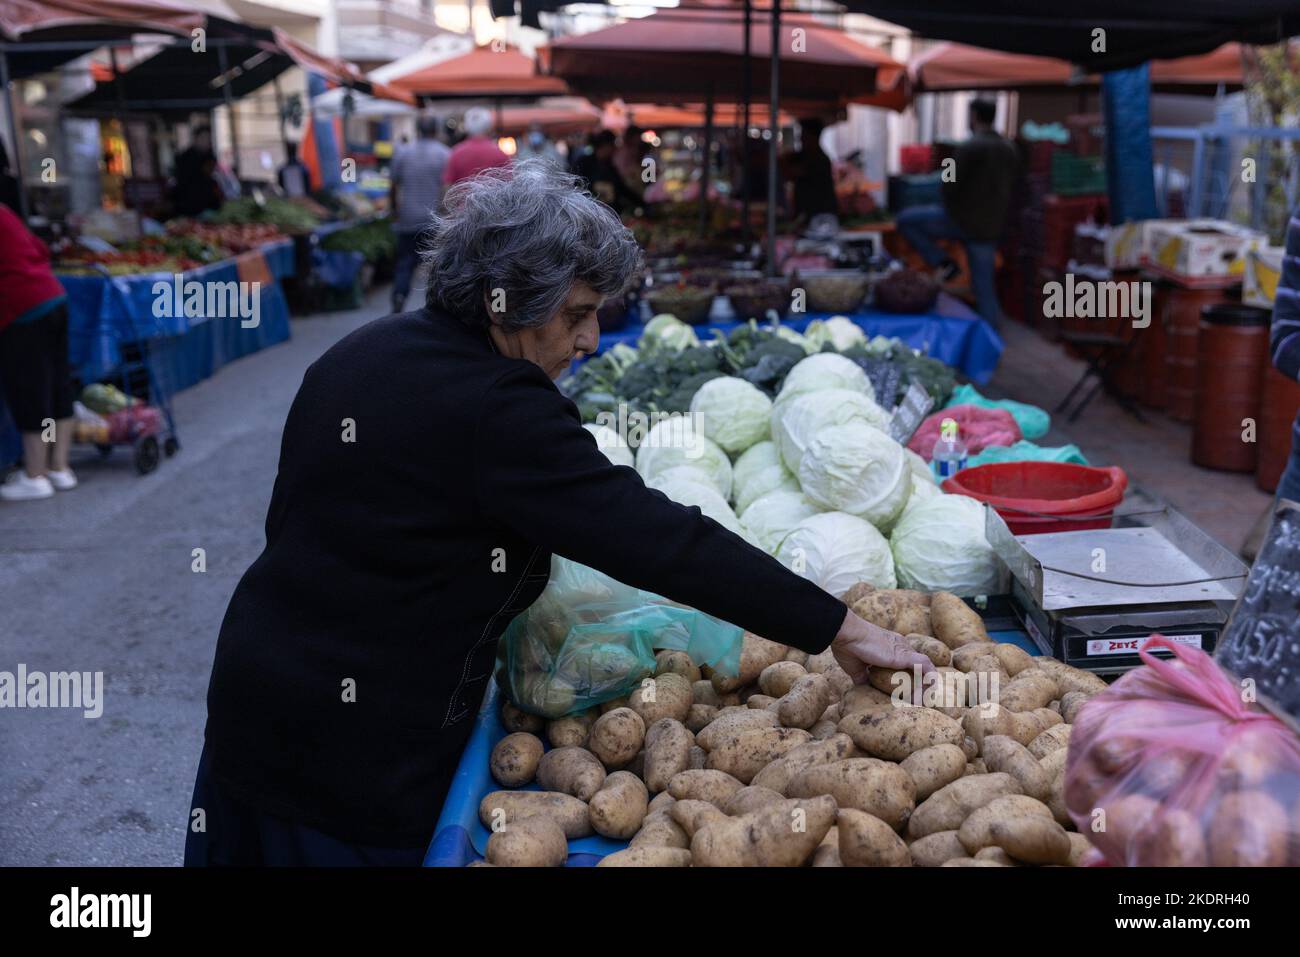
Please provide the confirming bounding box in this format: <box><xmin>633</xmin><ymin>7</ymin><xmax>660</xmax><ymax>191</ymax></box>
<box><xmin>831</xmin><ymin>608</ymin><xmax>936</xmax><ymax>685</ymax></box>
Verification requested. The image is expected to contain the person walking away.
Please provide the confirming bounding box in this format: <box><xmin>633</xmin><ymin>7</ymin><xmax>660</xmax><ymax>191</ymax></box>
<box><xmin>613</xmin><ymin>125</ymin><xmax>650</xmax><ymax>203</ymax></box>
<box><xmin>0</xmin><ymin>203</ymin><xmax>76</xmax><ymax>501</ymax></box>
<box><xmin>573</xmin><ymin>130</ymin><xmax>641</xmax><ymax>213</ymax></box>
<box><xmin>171</xmin><ymin>124</ymin><xmax>223</xmax><ymax>217</ymax></box>
<box><xmin>277</xmin><ymin>141</ymin><xmax>311</xmax><ymax>199</ymax></box>
<box><xmin>514</xmin><ymin>124</ymin><xmax>561</xmax><ymax>168</ymax></box>
<box><xmin>389</xmin><ymin>115</ymin><xmax>451</xmax><ymax>315</ymax></box>
<box><xmin>786</xmin><ymin>117</ymin><xmax>839</xmax><ymax>226</ymax></box>
<box><xmin>896</xmin><ymin>99</ymin><xmax>1017</xmax><ymax>326</ymax></box>
<box><xmin>1268</xmin><ymin>205</ymin><xmax>1300</xmax><ymax>504</ymax></box>
<box><xmin>443</xmin><ymin>107</ymin><xmax>511</xmax><ymax>188</ymax></box>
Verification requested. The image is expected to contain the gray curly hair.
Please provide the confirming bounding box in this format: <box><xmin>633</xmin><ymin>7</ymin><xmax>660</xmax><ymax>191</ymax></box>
<box><xmin>422</xmin><ymin>159</ymin><xmax>643</xmax><ymax>332</ymax></box>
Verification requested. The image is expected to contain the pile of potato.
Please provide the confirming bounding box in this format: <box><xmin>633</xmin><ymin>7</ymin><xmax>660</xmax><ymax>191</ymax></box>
<box><xmin>478</xmin><ymin>584</ymin><xmax>1109</xmax><ymax>867</ymax></box>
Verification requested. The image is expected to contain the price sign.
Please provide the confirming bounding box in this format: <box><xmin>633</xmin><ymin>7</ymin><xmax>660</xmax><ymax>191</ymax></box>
<box><xmin>1216</xmin><ymin>501</ymin><xmax>1300</xmax><ymax>730</ymax></box>
<box><xmin>889</xmin><ymin>382</ymin><xmax>934</xmax><ymax>445</ymax></box>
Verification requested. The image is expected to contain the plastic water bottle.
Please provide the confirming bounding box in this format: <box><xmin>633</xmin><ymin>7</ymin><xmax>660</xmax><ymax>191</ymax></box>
<box><xmin>931</xmin><ymin>418</ymin><xmax>967</xmax><ymax>481</ymax></box>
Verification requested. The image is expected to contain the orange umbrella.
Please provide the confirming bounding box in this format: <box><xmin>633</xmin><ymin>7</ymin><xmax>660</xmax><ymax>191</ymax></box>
<box><xmin>610</xmin><ymin>101</ymin><xmax>797</xmax><ymax>130</ymax></box>
<box><xmin>390</xmin><ymin>42</ymin><xmax>567</xmax><ymax>99</ymax></box>
<box><xmin>539</xmin><ymin>6</ymin><xmax>907</xmax><ymax>112</ymax></box>
<box><xmin>495</xmin><ymin>101</ymin><xmax>602</xmax><ymax>136</ymax></box>
<box><xmin>911</xmin><ymin>41</ymin><xmax>1248</xmax><ymax>94</ymax></box>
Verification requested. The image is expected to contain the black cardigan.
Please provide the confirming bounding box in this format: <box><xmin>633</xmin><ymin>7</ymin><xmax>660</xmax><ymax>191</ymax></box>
<box><xmin>203</xmin><ymin>308</ymin><xmax>847</xmax><ymax>847</ymax></box>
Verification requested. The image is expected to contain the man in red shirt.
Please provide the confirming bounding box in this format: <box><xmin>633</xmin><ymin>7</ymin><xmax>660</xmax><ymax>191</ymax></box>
<box><xmin>443</xmin><ymin>107</ymin><xmax>511</xmax><ymax>187</ymax></box>
<box><xmin>0</xmin><ymin>203</ymin><xmax>77</xmax><ymax>501</ymax></box>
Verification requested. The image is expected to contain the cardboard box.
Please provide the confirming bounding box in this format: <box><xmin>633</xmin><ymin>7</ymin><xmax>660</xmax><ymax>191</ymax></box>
<box><xmin>1148</xmin><ymin>219</ymin><xmax>1265</xmax><ymax>287</ymax></box>
<box><xmin>1103</xmin><ymin>219</ymin><xmax>1179</xmax><ymax>271</ymax></box>
<box><xmin>1243</xmin><ymin>245</ymin><xmax>1286</xmax><ymax>308</ymax></box>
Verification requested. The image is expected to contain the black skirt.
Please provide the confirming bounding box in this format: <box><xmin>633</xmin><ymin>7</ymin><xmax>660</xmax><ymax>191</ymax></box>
<box><xmin>0</xmin><ymin>302</ymin><xmax>75</xmax><ymax>432</ymax></box>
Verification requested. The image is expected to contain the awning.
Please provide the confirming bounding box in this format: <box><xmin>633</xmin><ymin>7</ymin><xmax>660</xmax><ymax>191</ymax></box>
<box><xmin>495</xmin><ymin>100</ymin><xmax>602</xmax><ymax>136</ymax></box>
<box><xmin>0</xmin><ymin>0</ymin><xmax>203</xmax><ymax>78</ymax></box>
<box><xmin>910</xmin><ymin>40</ymin><xmax>1250</xmax><ymax>94</ymax></box>
<box><xmin>537</xmin><ymin>6</ymin><xmax>908</xmax><ymax>113</ymax></box>
<box><xmin>61</xmin><ymin>16</ymin><xmax>411</xmax><ymax>116</ymax></box>
<box><xmin>834</xmin><ymin>1</ymin><xmax>1298</xmax><ymax>71</ymax></box>
<box><xmin>388</xmin><ymin>43</ymin><xmax>567</xmax><ymax>100</ymax></box>
<box><xmin>497</xmin><ymin>0</ymin><xmax>1300</xmax><ymax>71</ymax></box>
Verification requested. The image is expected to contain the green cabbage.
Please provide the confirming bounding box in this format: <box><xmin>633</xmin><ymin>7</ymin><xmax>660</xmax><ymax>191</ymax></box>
<box><xmin>890</xmin><ymin>495</ymin><xmax>1001</xmax><ymax>596</ymax></box>
<box><xmin>771</xmin><ymin>388</ymin><xmax>892</xmax><ymax>474</ymax></box>
<box><xmin>734</xmin><ymin>463</ymin><xmax>800</xmax><ymax>514</ymax></box>
<box><xmin>584</xmin><ymin>423</ymin><xmax>634</xmax><ymax>468</ymax></box>
<box><xmin>689</xmin><ymin>376</ymin><xmax>773</xmax><ymax>455</ymax></box>
<box><xmin>639</xmin><ymin>314</ymin><xmax>700</xmax><ymax>353</ymax></box>
<box><xmin>776</xmin><ymin>352</ymin><xmax>875</xmax><ymax>404</ymax></box>
<box><xmin>740</xmin><ymin>489</ymin><xmax>821</xmax><ymax>553</ymax></box>
<box><xmin>906</xmin><ymin>448</ymin><xmax>937</xmax><ymax>486</ymax></box>
<box><xmin>649</xmin><ymin>469</ymin><xmax>750</xmax><ymax>541</ymax></box>
<box><xmin>732</xmin><ymin>440</ymin><xmax>781</xmax><ymax>491</ymax></box>
<box><xmin>803</xmin><ymin>316</ymin><xmax>866</xmax><ymax>352</ymax></box>
<box><xmin>776</xmin><ymin>511</ymin><xmax>897</xmax><ymax>597</ymax></box>
<box><xmin>635</xmin><ymin>416</ymin><xmax>733</xmax><ymax>499</ymax></box>
<box><xmin>797</xmin><ymin>422</ymin><xmax>912</xmax><ymax>530</ymax></box>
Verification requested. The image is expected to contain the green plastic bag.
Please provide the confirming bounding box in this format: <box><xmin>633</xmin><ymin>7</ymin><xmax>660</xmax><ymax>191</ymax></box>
<box><xmin>498</xmin><ymin>557</ymin><xmax>743</xmax><ymax>718</ymax></box>
<box><xmin>966</xmin><ymin>440</ymin><xmax>1089</xmax><ymax>468</ymax></box>
<box><xmin>946</xmin><ymin>384</ymin><xmax>1050</xmax><ymax>440</ymax></box>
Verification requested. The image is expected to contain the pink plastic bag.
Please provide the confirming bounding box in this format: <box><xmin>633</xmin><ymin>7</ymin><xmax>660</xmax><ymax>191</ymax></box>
<box><xmin>1064</xmin><ymin>635</ymin><xmax>1300</xmax><ymax>867</ymax></box>
<box><xmin>907</xmin><ymin>404</ymin><xmax>1022</xmax><ymax>461</ymax></box>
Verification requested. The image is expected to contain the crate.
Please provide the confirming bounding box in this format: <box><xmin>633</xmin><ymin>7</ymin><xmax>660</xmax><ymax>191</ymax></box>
<box><xmin>1051</xmin><ymin>153</ymin><xmax>1107</xmax><ymax>196</ymax></box>
<box><xmin>1041</xmin><ymin>194</ymin><xmax>1108</xmax><ymax>271</ymax></box>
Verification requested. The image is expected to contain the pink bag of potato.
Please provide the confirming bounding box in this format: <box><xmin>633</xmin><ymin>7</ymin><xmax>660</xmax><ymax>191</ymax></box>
<box><xmin>1064</xmin><ymin>636</ymin><xmax>1300</xmax><ymax>867</ymax></box>
<box><xmin>907</xmin><ymin>404</ymin><xmax>1022</xmax><ymax>461</ymax></box>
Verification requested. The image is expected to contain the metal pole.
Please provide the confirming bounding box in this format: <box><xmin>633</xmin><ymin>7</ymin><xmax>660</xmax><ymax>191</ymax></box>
<box><xmin>766</xmin><ymin>2</ymin><xmax>781</xmax><ymax>277</ymax></box>
<box><xmin>273</xmin><ymin>75</ymin><xmax>288</xmax><ymax>151</ymax></box>
<box><xmin>216</xmin><ymin>44</ymin><xmax>242</xmax><ymax>180</ymax></box>
<box><xmin>0</xmin><ymin>49</ymin><xmax>27</xmax><ymax>220</ymax></box>
<box><xmin>741</xmin><ymin>0</ymin><xmax>752</xmax><ymax>242</ymax></box>
<box><xmin>699</xmin><ymin>86</ymin><xmax>714</xmax><ymax>238</ymax></box>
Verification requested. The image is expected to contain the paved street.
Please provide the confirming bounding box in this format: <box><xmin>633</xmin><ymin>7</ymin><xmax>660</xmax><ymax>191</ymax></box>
<box><xmin>0</xmin><ymin>287</ymin><xmax>391</xmax><ymax>865</ymax></box>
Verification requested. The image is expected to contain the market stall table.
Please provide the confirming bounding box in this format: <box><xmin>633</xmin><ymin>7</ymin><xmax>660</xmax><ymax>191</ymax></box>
<box><xmin>424</xmin><ymin>623</ymin><xmax>1041</xmax><ymax>867</ymax></box>
<box><xmin>599</xmin><ymin>293</ymin><xmax>1004</xmax><ymax>384</ymax></box>
<box><xmin>0</xmin><ymin>239</ymin><xmax>295</xmax><ymax>471</ymax></box>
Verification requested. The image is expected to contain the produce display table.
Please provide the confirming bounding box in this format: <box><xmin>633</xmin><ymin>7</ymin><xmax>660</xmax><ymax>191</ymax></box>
<box><xmin>0</xmin><ymin>240</ymin><xmax>295</xmax><ymax>471</ymax></box>
<box><xmin>599</xmin><ymin>294</ymin><xmax>1004</xmax><ymax>385</ymax></box>
<box><xmin>425</xmin><ymin>626</ymin><xmax>1038</xmax><ymax>867</ymax></box>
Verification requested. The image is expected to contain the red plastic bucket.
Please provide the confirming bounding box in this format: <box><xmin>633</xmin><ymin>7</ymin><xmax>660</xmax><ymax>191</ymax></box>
<box><xmin>941</xmin><ymin>462</ymin><xmax>1128</xmax><ymax>535</ymax></box>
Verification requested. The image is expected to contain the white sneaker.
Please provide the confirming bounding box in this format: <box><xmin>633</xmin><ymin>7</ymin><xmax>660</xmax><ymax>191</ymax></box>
<box><xmin>47</xmin><ymin>469</ymin><xmax>78</xmax><ymax>491</ymax></box>
<box><xmin>0</xmin><ymin>471</ymin><xmax>55</xmax><ymax>501</ymax></box>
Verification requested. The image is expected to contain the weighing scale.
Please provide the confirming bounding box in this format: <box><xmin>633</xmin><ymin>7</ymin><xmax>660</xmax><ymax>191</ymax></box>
<box><xmin>985</xmin><ymin>503</ymin><xmax>1250</xmax><ymax>674</ymax></box>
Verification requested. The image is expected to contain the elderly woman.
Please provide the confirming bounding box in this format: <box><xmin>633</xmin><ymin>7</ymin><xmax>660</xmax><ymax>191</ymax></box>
<box><xmin>188</xmin><ymin>162</ymin><xmax>928</xmax><ymax>867</ymax></box>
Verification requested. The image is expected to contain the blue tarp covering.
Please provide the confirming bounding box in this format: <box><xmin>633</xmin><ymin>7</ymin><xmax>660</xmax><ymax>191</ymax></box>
<box><xmin>311</xmin><ymin>249</ymin><xmax>365</xmax><ymax>290</ymax></box>
<box><xmin>1102</xmin><ymin>65</ymin><xmax>1160</xmax><ymax>224</ymax></box>
<box><xmin>0</xmin><ymin>243</ymin><xmax>295</xmax><ymax>471</ymax></box>
<box><xmin>426</xmin><ymin>627</ymin><xmax>1039</xmax><ymax>866</ymax></box>
<box><xmin>599</xmin><ymin>292</ymin><xmax>1004</xmax><ymax>384</ymax></box>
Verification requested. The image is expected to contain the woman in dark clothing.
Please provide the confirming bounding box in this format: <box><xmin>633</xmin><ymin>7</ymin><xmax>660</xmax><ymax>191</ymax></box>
<box><xmin>188</xmin><ymin>160</ymin><xmax>929</xmax><ymax>866</ymax></box>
